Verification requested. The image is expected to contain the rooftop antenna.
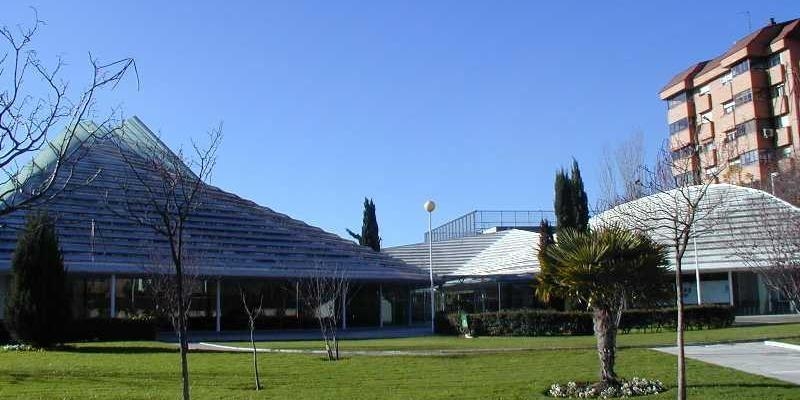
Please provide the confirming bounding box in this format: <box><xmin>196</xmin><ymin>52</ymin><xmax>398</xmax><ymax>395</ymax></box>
<box><xmin>738</xmin><ymin>11</ymin><xmax>752</xmax><ymax>32</ymax></box>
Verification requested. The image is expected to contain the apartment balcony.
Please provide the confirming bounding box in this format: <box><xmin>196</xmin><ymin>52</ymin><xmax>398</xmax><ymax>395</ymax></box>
<box><xmin>776</xmin><ymin>126</ymin><xmax>793</xmax><ymax>147</ymax></box>
<box><xmin>700</xmin><ymin>149</ymin><xmax>717</xmax><ymax>167</ymax></box>
<box><xmin>669</xmin><ymin>128</ymin><xmax>693</xmax><ymax>151</ymax></box>
<box><xmin>774</xmin><ymin>95</ymin><xmax>790</xmax><ymax>115</ymax></box>
<box><xmin>768</xmin><ymin>64</ymin><xmax>786</xmax><ymax>84</ymax></box>
<box><xmin>694</xmin><ymin>93</ymin><xmax>712</xmax><ymax>113</ymax></box>
<box><xmin>667</xmin><ymin>102</ymin><xmax>692</xmax><ymax>123</ymax></box>
<box><xmin>698</xmin><ymin>122</ymin><xmax>715</xmax><ymax>142</ymax></box>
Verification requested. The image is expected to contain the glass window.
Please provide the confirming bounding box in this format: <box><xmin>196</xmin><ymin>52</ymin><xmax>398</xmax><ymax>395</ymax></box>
<box><xmin>740</xmin><ymin>150</ymin><xmax>758</xmax><ymax>165</ymax></box>
<box><xmin>731</xmin><ymin>59</ymin><xmax>750</xmax><ymax>77</ymax></box>
<box><xmin>697</xmin><ymin>85</ymin><xmax>710</xmax><ymax>95</ymax></box>
<box><xmin>669</xmin><ymin>117</ymin><xmax>689</xmax><ymax>135</ymax></box>
<box><xmin>774</xmin><ymin>115</ymin><xmax>789</xmax><ymax>129</ymax></box>
<box><xmin>698</xmin><ymin>111</ymin><xmax>713</xmax><ymax>124</ymax></box>
<box><xmin>767</xmin><ymin>52</ymin><xmax>783</xmax><ymax>68</ymax></box>
<box><xmin>771</xmin><ymin>84</ymin><xmax>785</xmax><ymax>98</ymax></box>
<box><xmin>667</xmin><ymin>92</ymin><xmax>687</xmax><ymax>109</ymax></box>
<box><xmin>733</xmin><ymin>88</ymin><xmax>752</xmax><ymax>105</ymax></box>
<box><xmin>720</xmin><ymin>72</ymin><xmax>733</xmax><ymax>85</ymax></box>
<box><xmin>722</xmin><ymin>101</ymin><xmax>735</xmax><ymax>114</ymax></box>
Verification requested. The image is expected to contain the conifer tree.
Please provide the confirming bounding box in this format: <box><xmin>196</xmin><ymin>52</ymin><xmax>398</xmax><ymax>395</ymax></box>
<box><xmin>570</xmin><ymin>159</ymin><xmax>590</xmax><ymax>232</ymax></box>
<box><xmin>554</xmin><ymin>169</ymin><xmax>575</xmax><ymax>230</ymax></box>
<box><xmin>5</xmin><ymin>211</ymin><xmax>70</xmax><ymax>347</ymax></box>
<box><xmin>347</xmin><ymin>197</ymin><xmax>381</xmax><ymax>252</ymax></box>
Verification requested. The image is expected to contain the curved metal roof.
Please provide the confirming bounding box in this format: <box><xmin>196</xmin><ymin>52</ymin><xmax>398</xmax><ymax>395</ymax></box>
<box><xmin>0</xmin><ymin>117</ymin><xmax>428</xmax><ymax>282</ymax></box>
<box><xmin>593</xmin><ymin>184</ymin><xmax>800</xmax><ymax>273</ymax></box>
<box><xmin>385</xmin><ymin>229</ymin><xmax>540</xmax><ymax>278</ymax></box>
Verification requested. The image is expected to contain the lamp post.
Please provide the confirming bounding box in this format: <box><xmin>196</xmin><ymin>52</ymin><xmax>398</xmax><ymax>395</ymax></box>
<box><xmin>770</xmin><ymin>172</ymin><xmax>779</xmax><ymax>195</ymax></box>
<box><xmin>424</xmin><ymin>200</ymin><xmax>436</xmax><ymax>333</ymax></box>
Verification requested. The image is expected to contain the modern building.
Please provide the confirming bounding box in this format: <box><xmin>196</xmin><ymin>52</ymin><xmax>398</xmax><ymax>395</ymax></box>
<box><xmin>386</xmin><ymin>210</ymin><xmax>548</xmax><ymax>313</ymax></box>
<box><xmin>595</xmin><ymin>183</ymin><xmax>800</xmax><ymax>315</ymax></box>
<box><xmin>660</xmin><ymin>18</ymin><xmax>799</xmax><ymax>185</ymax></box>
<box><xmin>0</xmin><ymin>117</ymin><xmax>430</xmax><ymax>331</ymax></box>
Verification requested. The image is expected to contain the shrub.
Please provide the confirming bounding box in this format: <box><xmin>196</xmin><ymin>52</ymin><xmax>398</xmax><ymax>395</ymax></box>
<box><xmin>5</xmin><ymin>212</ymin><xmax>70</xmax><ymax>347</ymax></box>
<box><xmin>442</xmin><ymin>305</ymin><xmax>735</xmax><ymax>337</ymax></box>
<box><xmin>547</xmin><ymin>377</ymin><xmax>667</xmax><ymax>398</ymax></box>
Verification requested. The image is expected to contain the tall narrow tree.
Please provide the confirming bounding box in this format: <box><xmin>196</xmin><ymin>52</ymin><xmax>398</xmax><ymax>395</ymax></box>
<box><xmin>347</xmin><ymin>197</ymin><xmax>381</xmax><ymax>252</ymax></box>
<box><xmin>554</xmin><ymin>169</ymin><xmax>575</xmax><ymax>230</ymax></box>
<box><xmin>570</xmin><ymin>160</ymin><xmax>590</xmax><ymax>232</ymax></box>
<box><xmin>5</xmin><ymin>211</ymin><xmax>70</xmax><ymax>347</ymax></box>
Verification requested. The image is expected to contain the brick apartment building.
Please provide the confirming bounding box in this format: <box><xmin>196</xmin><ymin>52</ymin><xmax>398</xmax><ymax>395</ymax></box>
<box><xmin>660</xmin><ymin>18</ymin><xmax>799</xmax><ymax>186</ymax></box>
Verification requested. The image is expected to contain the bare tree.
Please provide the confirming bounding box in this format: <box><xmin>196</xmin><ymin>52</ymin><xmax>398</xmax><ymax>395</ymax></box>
<box><xmin>300</xmin><ymin>265</ymin><xmax>350</xmax><ymax>361</ymax></box>
<box><xmin>597</xmin><ymin>137</ymin><xmax>734</xmax><ymax>400</ymax></box>
<box><xmin>106</xmin><ymin>126</ymin><xmax>222</xmax><ymax>400</ymax></box>
<box><xmin>729</xmin><ymin>190</ymin><xmax>800</xmax><ymax>313</ymax></box>
<box><xmin>0</xmin><ymin>13</ymin><xmax>136</xmax><ymax>215</ymax></box>
<box><xmin>146</xmin><ymin>255</ymin><xmax>201</xmax><ymax>335</ymax></box>
<box><xmin>239</xmin><ymin>286</ymin><xmax>264</xmax><ymax>391</ymax></box>
<box><xmin>597</xmin><ymin>132</ymin><xmax>647</xmax><ymax>212</ymax></box>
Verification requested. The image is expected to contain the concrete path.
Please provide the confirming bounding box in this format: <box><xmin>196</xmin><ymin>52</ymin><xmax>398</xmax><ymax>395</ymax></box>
<box><xmin>654</xmin><ymin>341</ymin><xmax>800</xmax><ymax>385</ymax></box>
<box><xmin>735</xmin><ymin>314</ymin><xmax>800</xmax><ymax>325</ymax></box>
<box><xmin>189</xmin><ymin>342</ymin><xmax>533</xmax><ymax>357</ymax></box>
<box><xmin>160</xmin><ymin>325</ymin><xmax>432</xmax><ymax>343</ymax></box>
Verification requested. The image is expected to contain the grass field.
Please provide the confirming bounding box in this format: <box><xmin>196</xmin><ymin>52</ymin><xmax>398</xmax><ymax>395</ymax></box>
<box><xmin>1</xmin><ymin>324</ymin><xmax>798</xmax><ymax>399</ymax></box>
<box><xmin>218</xmin><ymin>323</ymin><xmax>800</xmax><ymax>352</ymax></box>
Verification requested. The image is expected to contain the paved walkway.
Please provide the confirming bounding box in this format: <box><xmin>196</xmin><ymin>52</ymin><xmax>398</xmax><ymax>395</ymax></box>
<box><xmin>189</xmin><ymin>342</ymin><xmax>532</xmax><ymax>357</ymax></box>
<box><xmin>654</xmin><ymin>341</ymin><xmax>800</xmax><ymax>385</ymax></box>
<box><xmin>160</xmin><ymin>325</ymin><xmax>432</xmax><ymax>343</ymax></box>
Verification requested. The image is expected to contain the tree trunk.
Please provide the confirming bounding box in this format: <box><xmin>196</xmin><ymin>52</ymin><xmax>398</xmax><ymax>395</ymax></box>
<box><xmin>675</xmin><ymin>258</ymin><xmax>686</xmax><ymax>400</ymax></box>
<box><xmin>592</xmin><ymin>307</ymin><xmax>618</xmax><ymax>385</ymax></box>
<box><xmin>250</xmin><ymin>321</ymin><xmax>261</xmax><ymax>391</ymax></box>
<box><xmin>178</xmin><ymin>322</ymin><xmax>190</xmax><ymax>400</ymax></box>
<box><xmin>175</xmin><ymin>263</ymin><xmax>191</xmax><ymax>400</ymax></box>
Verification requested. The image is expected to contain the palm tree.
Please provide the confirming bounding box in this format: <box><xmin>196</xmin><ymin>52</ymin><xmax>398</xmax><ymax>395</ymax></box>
<box><xmin>537</xmin><ymin>226</ymin><xmax>670</xmax><ymax>385</ymax></box>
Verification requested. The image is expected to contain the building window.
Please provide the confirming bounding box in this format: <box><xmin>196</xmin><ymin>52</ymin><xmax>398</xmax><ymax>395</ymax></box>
<box><xmin>780</xmin><ymin>146</ymin><xmax>793</xmax><ymax>159</ymax></box>
<box><xmin>731</xmin><ymin>59</ymin><xmax>750</xmax><ymax>77</ymax></box>
<box><xmin>671</xmin><ymin>145</ymin><xmax>695</xmax><ymax>161</ymax></box>
<box><xmin>698</xmin><ymin>111</ymin><xmax>713</xmax><ymax>125</ymax></box>
<box><xmin>740</xmin><ymin>150</ymin><xmax>758</xmax><ymax>165</ymax></box>
<box><xmin>733</xmin><ymin>88</ymin><xmax>752</xmax><ymax>105</ymax></box>
<box><xmin>669</xmin><ymin>117</ymin><xmax>689</xmax><ymax>135</ymax></box>
<box><xmin>771</xmin><ymin>84</ymin><xmax>785</xmax><ymax>98</ymax></box>
<box><xmin>697</xmin><ymin>85</ymin><xmax>710</xmax><ymax>95</ymax></box>
<box><xmin>720</xmin><ymin>72</ymin><xmax>733</xmax><ymax>85</ymax></box>
<box><xmin>722</xmin><ymin>101</ymin><xmax>735</xmax><ymax>114</ymax></box>
<box><xmin>774</xmin><ymin>115</ymin><xmax>789</xmax><ymax>129</ymax></box>
<box><xmin>725</xmin><ymin>119</ymin><xmax>756</xmax><ymax>142</ymax></box>
<box><xmin>675</xmin><ymin>171</ymin><xmax>698</xmax><ymax>186</ymax></box>
<box><xmin>767</xmin><ymin>52</ymin><xmax>783</xmax><ymax>68</ymax></box>
<box><xmin>667</xmin><ymin>92</ymin><xmax>687</xmax><ymax>109</ymax></box>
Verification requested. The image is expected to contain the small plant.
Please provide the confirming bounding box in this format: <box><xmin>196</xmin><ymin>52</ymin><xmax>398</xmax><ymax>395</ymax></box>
<box><xmin>1</xmin><ymin>343</ymin><xmax>41</xmax><ymax>352</ymax></box>
<box><xmin>548</xmin><ymin>377</ymin><xmax>667</xmax><ymax>398</ymax></box>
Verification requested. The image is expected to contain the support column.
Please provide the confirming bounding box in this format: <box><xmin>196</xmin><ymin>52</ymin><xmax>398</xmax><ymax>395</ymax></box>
<box><xmin>378</xmin><ymin>284</ymin><xmax>384</xmax><ymax>328</ymax></box>
<box><xmin>109</xmin><ymin>274</ymin><xmax>116</xmax><ymax>319</ymax></box>
<box><xmin>497</xmin><ymin>281</ymin><xmax>502</xmax><ymax>312</ymax></box>
<box><xmin>695</xmin><ymin>268</ymin><xmax>702</xmax><ymax>305</ymax></box>
<box><xmin>215</xmin><ymin>279</ymin><xmax>222</xmax><ymax>333</ymax></box>
<box><xmin>728</xmin><ymin>271</ymin><xmax>734</xmax><ymax>306</ymax></box>
<box><xmin>342</xmin><ymin>290</ymin><xmax>347</xmax><ymax>330</ymax></box>
<box><xmin>408</xmin><ymin>289</ymin><xmax>413</xmax><ymax>326</ymax></box>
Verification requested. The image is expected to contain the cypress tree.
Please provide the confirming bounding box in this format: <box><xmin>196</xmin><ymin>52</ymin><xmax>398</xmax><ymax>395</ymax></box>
<box><xmin>347</xmin><ymin>197</ymin><xmax>381</xmax><ymax>252</ymax></box>
<box><xmin>570</xmin><ymin>159</ymin><xmax>590</xmax><ymax>232</ymax></box>
<box><xmin>554</xmin><ymin>168</ymin><xmax>575</xmax><ymax>230</ymax></box>
<box><xmin>5</xmin><ymin>211</ymin><xmax>70</xmax><ymax>347</ymax></box>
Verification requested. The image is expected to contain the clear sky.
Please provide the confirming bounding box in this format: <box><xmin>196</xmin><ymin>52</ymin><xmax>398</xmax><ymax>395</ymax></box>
<box><xmin>3</xmin><ymin>1</ymin><xmax>798</xmax><ymax>246</ymax></box>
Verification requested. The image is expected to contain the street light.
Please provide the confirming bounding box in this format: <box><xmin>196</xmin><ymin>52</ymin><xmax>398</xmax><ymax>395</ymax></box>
<box><xmin>770</xmin><ymin>172</ymin><xmax>779</xmax><ymax>195</ymax></box>
<box><xmin>424</xmin><ymin>200</ymin><xmax>436</xmax><ymax>333</ymax></box>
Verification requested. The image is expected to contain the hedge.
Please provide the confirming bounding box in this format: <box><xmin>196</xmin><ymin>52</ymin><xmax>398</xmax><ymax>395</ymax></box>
<box><xmin>436</xmin><ymin>305</ymin><xmax>735</xmax><ymax>337</ymax></box>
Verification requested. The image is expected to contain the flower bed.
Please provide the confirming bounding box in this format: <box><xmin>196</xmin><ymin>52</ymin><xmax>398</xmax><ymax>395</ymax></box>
<box><xmin>547</xmin><ymin>377</ymin><xmax>667</xmax><ymax>398</ymax></box>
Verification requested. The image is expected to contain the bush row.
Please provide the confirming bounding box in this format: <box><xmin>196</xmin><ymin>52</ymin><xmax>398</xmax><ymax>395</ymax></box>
<box><xmin>436</xmin><ymin>305</ymin><xmax>735</xmax><ymax>337</ymax></box>
<box><xmin>1</xmin><ymin>318</ymin><xmax>158</xmax><ymax>344</ymax></box>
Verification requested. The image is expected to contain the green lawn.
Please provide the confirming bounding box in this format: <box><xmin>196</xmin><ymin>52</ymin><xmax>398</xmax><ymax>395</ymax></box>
<box><xmin>217</xmin><ymin>323</ymin><xmax>800</xmax><ymax>352</ymax></box>
<box><xmin>1</xmin><ymin>342</ymin><xmax>798</xmax><ymax>399</ymax></box>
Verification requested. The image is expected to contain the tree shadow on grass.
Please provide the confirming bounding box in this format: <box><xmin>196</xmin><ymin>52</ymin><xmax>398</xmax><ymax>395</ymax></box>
<box><xmin>61</xmin><ymin>345</ymin><xmax>177</xmax><ymax>354</ymax></box>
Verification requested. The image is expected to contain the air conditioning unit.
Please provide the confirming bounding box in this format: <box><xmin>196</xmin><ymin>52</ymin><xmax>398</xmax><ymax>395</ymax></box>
<box><xmin>762</xmin><ymin>128</ymin><xmax>775</xmax><ymax>138</ymax></box>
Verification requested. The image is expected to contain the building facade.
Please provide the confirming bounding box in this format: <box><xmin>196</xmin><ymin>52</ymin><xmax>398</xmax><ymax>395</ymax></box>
<box><xmin>0</xmin><ymin>117</ymin><xmax>431</xmax><ymax>331</ymax></box>
<box><xmin>660</xmin><ymin>18</ymin><xmax>800</xmax><ymax>186</ymax></box>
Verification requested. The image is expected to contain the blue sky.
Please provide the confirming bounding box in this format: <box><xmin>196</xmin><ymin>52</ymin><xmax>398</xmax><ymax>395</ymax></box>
<box><xmin>4</xmin><ymin>1</ymin><xmax>797</xmax><ymax>246</ymax></box>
